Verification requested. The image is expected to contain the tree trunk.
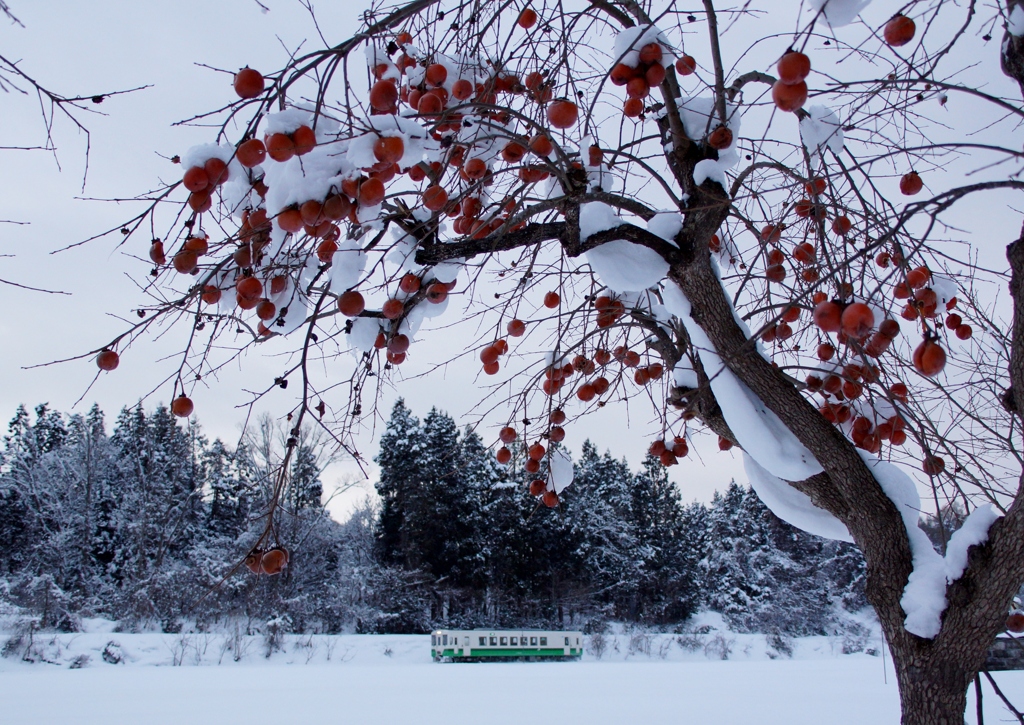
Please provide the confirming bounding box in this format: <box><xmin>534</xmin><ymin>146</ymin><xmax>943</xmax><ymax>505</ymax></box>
<box><xmin>894</xmin><ymin>669</ymin><xmax>969</xmax><ymax>725</ymax></box>
<box><xmin>665</xmin><ymin>182</ymin><xmax>1024</xmax><ymax>725</ymax></box>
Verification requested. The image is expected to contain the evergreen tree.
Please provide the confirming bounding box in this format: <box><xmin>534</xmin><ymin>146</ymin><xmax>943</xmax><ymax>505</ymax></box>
<box><xmin>629</xmin><ymin>453</ymin><xmax>702</xmax><ymax>623</ymax></box>
<box><xmin>703</xmin><ymin>481</ymin><xmax>770</xmax><ymax>628</ymax></box>
<box><xmin>60</xmin><ymin>405</ymin><xmax>116</xmax><ymax>592</ymax></box>
<box><xmin>415</xmin><ymin>408</ymin><xmax>473</xmax><ymax>583</ymax></box>
<box><xmin>374</xmin><ymin>399</ymin><xmax>424</xmax><ymax>568</ymax></box>
<box><xmin>205</xmin><ymin>438</ymin><xmax>249</xmax><ymax>539</ymax></box>
<box><xmin>450</xmin><ymin>427</ymin><xmax>495</xmax><ymax>589</ymax></box>
<box><xmin>472</xmin><ymin>439</ymin><xmax>536</xmax><ymax>625</ymax></box>
<box><xmin>564</xmin><ymin>441</ymin><xmax>636</xmax><ymax>618</ymax></box>
<box><xmin>0</xmin><ymin>406</ymin><xmax>32</xmax><ymax>576</ymax></box>
<box><xmin>106</xmin><ymin>404</ymin><xmax>205</xmax><ymax>620</ymax></box>
<box><xmin>289</xmin><ymin>444</ymin><xmax>323</xmax><ymax>512</ymax></box>
<box><xmin>703</xmin><ymin>482</ymin><xmax>864</xmax><ymax>636</ymax></box>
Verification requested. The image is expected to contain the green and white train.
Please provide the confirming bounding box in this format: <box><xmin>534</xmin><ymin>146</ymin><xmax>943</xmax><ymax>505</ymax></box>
<box><xmin>430</xmin><ymin>629</ymin><xmax>584</xmax><ymax>661</ymax></box>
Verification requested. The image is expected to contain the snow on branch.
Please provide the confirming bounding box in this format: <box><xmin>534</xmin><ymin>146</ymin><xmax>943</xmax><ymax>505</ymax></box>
<box><xmin>861</xmin><ymin>452</ymin><xmax>1001</xmax><ymax>639</ymax></box>
<box><xmin>799</xmin><ymin>106</ymin><xmax>844</xmax><ymax>157</ymax></box>
<box><xmin>744</xmin><ymin>454</ymin><xmax>853</xmax><ymax>543</ymax></box>
<box><xmin>1011</xmin><ymin>5</ymin><xmax>1024</xmax><ymax>37</ymax></box>
<box><xmin>808</xmin><ymin>0</ymin><xmax>873</xmax><ymax>28</ymax></box>
<box><xmin>661</xmin><ymin>281</ymin><xmax>822</xmax><ymax>482</ymax></box>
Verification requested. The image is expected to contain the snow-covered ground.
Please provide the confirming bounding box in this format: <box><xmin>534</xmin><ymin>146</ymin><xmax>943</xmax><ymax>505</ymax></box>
<box><xmin>1</xmin><ymin>616</ymin><xmax>1020</xmax><ymax>724</ymax></box>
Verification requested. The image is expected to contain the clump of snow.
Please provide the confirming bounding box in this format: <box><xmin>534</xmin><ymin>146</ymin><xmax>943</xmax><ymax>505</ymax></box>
<box><xmin>929</xmin><ymin>274</ymin><xmax>958</xmax><ymax>309</ymax></box>
<box><xmin>707</xmin><ymin>256</ymin><xmax>758</xmax><ymax>343</ymax></box>
<box><xmin>649</xmin><ymin>302</ymin><xmax>672</xmax><ymax>324</ymax></box>
<box><xmin>364</xmin><ymin>46</ymin><xmax>401</xmax><ymax>82</ymax></box>
<box><xmin>328</xmin><ymin>239</ymin><xmax>368</xmax><ymax>294</ymax></box>
<box><xmin>808</xmin><ymin>0</ymin><xmax>873</xmax><ymax>27</ymax></box>
<box><xmin>181</xmin><ymin>143</ymin><xmax>235</xmax><ymax>171</ymax></box>
<box><xmin>267</xmin><ymin>273</ymin><xmax>294</xmax><ymax>306</ymax></box>
<box><xmin>799</xmin><ymin>106</ymin><xmax>844</xmax><ymax>157</ymax></box>
<box><xmin>577</xmin><ymin>136</ymin><xmax>613</xmax><ymax>192</ymax></box>
<box><xmin>264</xmin><ymin>108</ymin><xmax>313</xmax><ymax>136</ymax></box>
<box><xmin>859</xmin><ymin>452</ymin><xmax>1000</xmax><ymax>638</ymax></box>
<box><xmin>356</xmin><ymin>203</ymin><xmax>383</xmax><ymax>226</ymax></box>
<box><xmin>647</xmin><ymin>213</ymin><xmax>683</xmax><ymax>246</ymax></box>
<box><xmin>1012</xmin><ymin>5</ymin><xmax>1024</xmax><ymax>36</ymax></box>
<box><xmin>676</xmin><ymin>96</ymin><xmax>742</xmax><ymax>190</ymax></box>
<box><xmin>745</xmin><ymin>454</ymin><xmax>853</xmax><ymax>543</ymax></box>
<box><xmin>387</xmin><ymin>232</ymin><xmax>418</xmax><ymax>271</ymax></box>
<box><xmin>693</xmin><ymin>159</ymin><xmax>729</xmax><ymax>188</ymax></box>
<box><xmin>430</xmin><ymin>261</ymin><xmax>461</xmax><ymax>284</ymax></box>
<box><xmin>548</xmin><ymin>448</ymin><xmax>574</xmax><ymax>494</ymax></box>
<box><xmin>672</xmin><ymin>365</ymin><xmax>699</xmax><ymax>389</ymax></box>
<box><xmin>579</xmin><ymin>202</ymin><xmax>622</xmax><ymax>241</ymax></box>
<box><xmin>857</xmin><ymin>453</ymin><xmax>942</xmax><ymax>637</ymax></box>
<box><xmin>612</xmin><ymin>24</ymin><xmax>674</xmax><ymax>68</ymax></box>
<box><xmin>677</xmin><ymin>97</ymin><xmax>741</xmax><ymax>164</ymax></box>
<box><xmin>661</xmin><ymin>282</ymin><xmax>822</xmax><ymax>482</ymax></box>
<box><xmin>586</xmin><ymin>241</ymin><xmax>669</xmax><ymax>293</ymax></box>
<box><xmin>409</xmin><ymin>292</ymin><xmax>450</xmax><ymax>331</ymax></box>
<box><xmin>398</xmin><ymin>306</ymin><xmax>425</xmax><ymax>340</ymax></box>
<box><xmin>901</xmin><ymin>542</ymin><xmax>948</xmax><ymax>639</ymax></box>
<box><xmin>263</xmin><ymin>145</ymin><xmax>353</xmax><ymax>217</ymax></box>
<box><xmin>351</xmin><ymin>115</ymin><xmax>437</xmax><ymax>171</ymax></box>
<box><xmin>219</xmin><ymin>169</ymin><xmax>260</xmax><ymax>220</ymax></box>
<box><xmin>79</xmin><ymin>617</ymin><xmax>119</xmax><ymax>634</ymax></box>
<box><xmin>943</xmin><ymin>505</ymin><xmax>1000</xmax><ymax>582</ymax></box>
<box><xmin>275</xmin><ymin>289</ymin><xmax>311</xmax><ymax>337</ymax></box>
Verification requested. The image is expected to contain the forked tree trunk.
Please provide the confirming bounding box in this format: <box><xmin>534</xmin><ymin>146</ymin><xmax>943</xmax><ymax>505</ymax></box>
<box><xmin>667</xmin><ymin>183</ymin><xmax>1024</xmax><ymax>725</ymax></box>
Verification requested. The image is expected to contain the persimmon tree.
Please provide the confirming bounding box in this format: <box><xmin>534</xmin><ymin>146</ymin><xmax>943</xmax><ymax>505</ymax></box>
<box><xmin>84</xmin><ymin>0</ymin><xmax>1024</xmax><ymax>722</ymax></box>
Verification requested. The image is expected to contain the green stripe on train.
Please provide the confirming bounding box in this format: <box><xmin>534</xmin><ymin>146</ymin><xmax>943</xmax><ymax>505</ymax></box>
<box><xmin>437</xmin><ymin>648</ymin><xmax>581</xmax><ymax>658</ymax></box>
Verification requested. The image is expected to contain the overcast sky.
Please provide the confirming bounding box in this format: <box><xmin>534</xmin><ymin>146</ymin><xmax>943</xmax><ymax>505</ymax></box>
<box><xmin>1</xmin><ymin>0</ymin><xmax>1017</xmax><ymax>521</ymax></box>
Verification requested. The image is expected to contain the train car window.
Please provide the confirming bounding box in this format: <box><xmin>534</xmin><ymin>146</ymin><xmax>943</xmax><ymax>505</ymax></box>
<box><xmin>576</xmin><ymin>638</ymin><xmax>580</xmax><ymax>645</ymax></box>
<box><xmin>500</xmin><ymin>637</ymin><xmax>507</xmax><ymax>646</ymax></box>
<box><xmin>443</xmin><ymin>635</ymin><xmax>448</xmax><ymax>645</ymax></box>
<box><xmin>490</xmin><ymin>636</ymin><xmax>497</xmax><ymax>646</ymax></box>
<box><xmin>564</xmin><ymin>637</ymin><xmax>569</xmax><ymax>646</ymax></box>
<box><xmin>530</xmin><ymin>637</ymin><xmax>537</xmax><ymax>646</ymax></box>
<box><xmin>510</xmin><ymin>637</ymin><xmax>517</xmax><ymax>645</ymax></box>
<box><xmin>479</xmin><ymin>637</ymin><xmax>486</xmax><ymax>646</ymax></box>
<box><xmin>540</xmin><ymin>637</ymin><xmax>547</xmax><ymax>646</ymax></box>
<box><xmin>431</xmin><ymin>635</ymin><xmax>436</xmax><ymax>646</ymax></box>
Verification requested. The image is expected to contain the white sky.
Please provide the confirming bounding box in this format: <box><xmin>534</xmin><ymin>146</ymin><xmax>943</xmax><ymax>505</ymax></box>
<box><xmin>1</xmin><ymin>0</ymin><xmax>1018</xmax><ymax>522</ymax></box>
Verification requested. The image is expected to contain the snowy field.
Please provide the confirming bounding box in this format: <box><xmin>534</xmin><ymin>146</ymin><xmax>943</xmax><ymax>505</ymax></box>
<box><xmin>1</xmin><ymin>618</ymin><xmax>1022</xmax><ymax>724</ymax></box>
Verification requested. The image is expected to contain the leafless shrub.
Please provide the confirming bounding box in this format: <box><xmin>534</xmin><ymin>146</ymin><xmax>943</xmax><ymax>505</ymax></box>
<box><xmin>627</xmin><ymin>631</ymin><xmax>652</xmax><ymax>658</ymax></box>
<box><xmin>704</xmin><ymin>634</ymin><xmax>734</xmax><ymax>661</ymax></box>
<box><xmin>675</xmin><ymin>632</ymin><xmax>705</xmax><ymax>653</ymax></box>
<box><xmin>101</xmin><ymin>640</ymin><xmax>123</xmax><ymax>665</ymax></box>
<box><xmin>262</xmin><ymin>615</ymin><xmax>290</xmax><ymax>659</ymax></box>
<box><xmin>587</xmin><ymin>632</ymin><xmax>607</xmax><ymax>660</ymax></box>
<box><xmin>766</xmin><ymin>632</ymin><xmax>794</xmax><ymax>659</ymax></box>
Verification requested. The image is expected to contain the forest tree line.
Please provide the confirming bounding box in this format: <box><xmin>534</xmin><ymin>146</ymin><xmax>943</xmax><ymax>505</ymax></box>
<box><xmin>0</xmin><ymin>400</ymin><xmax>874</xmax><ymax>636</ymax></box>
